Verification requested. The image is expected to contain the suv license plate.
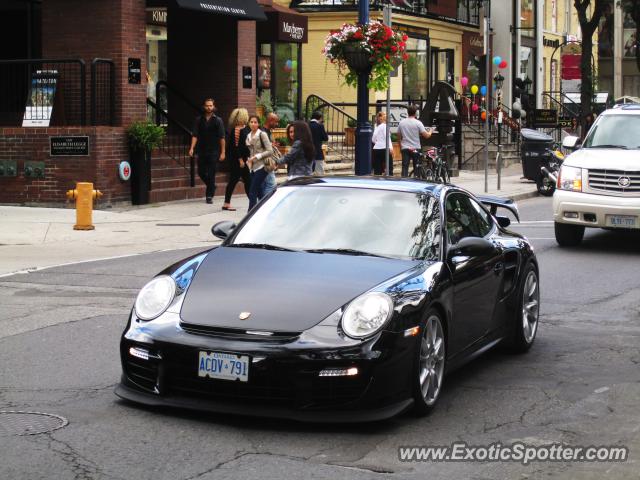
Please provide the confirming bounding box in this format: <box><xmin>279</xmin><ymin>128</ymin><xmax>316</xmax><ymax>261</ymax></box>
<box><xmin>606</xmin><ymin>215</ymin><xmax>638</xmax><ymax>229</ymax></box>
<box><xmin>198</xmin><ymin>351</ymin><xmax>249</xmax><ymax>382</ymax></box>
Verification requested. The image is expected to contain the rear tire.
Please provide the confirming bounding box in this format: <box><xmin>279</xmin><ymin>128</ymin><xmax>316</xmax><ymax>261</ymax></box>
<box><xmin>554</xmin><ymin>222</ymin><xmax>585</xmax><ymax>246</ymax></box>
<box><xmin>504</xmin><ymin>262</ymin><xmax>539</xmax><ymax>353</ymax></box>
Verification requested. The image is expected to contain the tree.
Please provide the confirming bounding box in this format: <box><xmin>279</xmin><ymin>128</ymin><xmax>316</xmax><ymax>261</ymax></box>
<box><xmin>620</xmin><ymin>0</ymin><xmax>640</xmax><ymax>71</ymax></box>
<box><xmin>574</xmin><ymin>0</ymin><xmax>605</xmax><ymax>120</ymax></box>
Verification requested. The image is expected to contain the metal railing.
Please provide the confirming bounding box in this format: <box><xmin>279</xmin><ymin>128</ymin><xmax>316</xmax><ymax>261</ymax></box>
<box><xmin>153</xmin><ymin>80</ymin><xmax>201</xmax><ymax>126</ymax></box>
<box><xmin>305</xmin><ymin>94</ymin><xmax>357</xmax><ymax>163</ymax></box>
<box><xmin>91</xmin><ymin>59</ymin><xmax>115</xmax><ymax>126</ymax></box>
<box><xmin>147</xmin><ymin>98</ymin><xmax>195</xmax><ymax>188</ymax></box>
<box><xmin>0</xmin><ymin>58</ymin><xmax>86</xmax><ymax>126</ymax></box>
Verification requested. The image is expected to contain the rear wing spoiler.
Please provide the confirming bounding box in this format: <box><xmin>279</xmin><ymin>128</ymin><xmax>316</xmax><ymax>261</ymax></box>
<box><xmin>476</xmin><ymin>195</ymin><xmax>520</xmax><ymax>222</ymax></box>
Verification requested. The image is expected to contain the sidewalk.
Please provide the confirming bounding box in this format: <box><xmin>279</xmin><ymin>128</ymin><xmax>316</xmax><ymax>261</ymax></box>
<box><xmin>0</xmin><ymin>164</ymin><xmax>536</xmax><ymax>276</ymax></box>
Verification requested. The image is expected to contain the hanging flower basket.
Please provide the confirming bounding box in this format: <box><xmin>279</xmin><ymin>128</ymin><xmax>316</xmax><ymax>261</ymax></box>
<box><xmin>343</xmin><ymin>43</ymin><xmax>371</xmax><ymax>72</ymax></box>
<box><xmin>322</xmin><ymin>21</ymin><xmax>409</xmax><ymax>92</ymax></box>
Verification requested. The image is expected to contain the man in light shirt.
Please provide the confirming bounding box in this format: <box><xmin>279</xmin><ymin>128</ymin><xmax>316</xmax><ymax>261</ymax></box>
<box><xmin>397</xmin><ymin>104</ymin><xmax>432</xmax><ymax>177</ymax></box>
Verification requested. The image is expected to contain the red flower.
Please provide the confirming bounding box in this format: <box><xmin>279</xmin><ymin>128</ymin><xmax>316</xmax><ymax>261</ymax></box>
<box><xmin>402</xmin><ymin>34</ymin><xmax>408</xmax><ymax>41</ymax></box>
<box><xmin>385</xmin><ymin>53</ymin><xmax>390</xmax><ymax>60</ymax></box>
<box><xmin>402</xmin><ymin>53</ymin><xmax>409</xmax><ymax>61</ymax></box>
<box><xmin>399</xmin><ymin>41</ymin><xmax>405</xmax><ymax>48</ymax></box>
<box><xmin>391</xmin><ymin>45</ymin><xmax>398</xmax><ymax>53</ymax></box>
<box><xmin>353</xmin><ymin>31</ymin><xmax>363</xmax><ymax>40</ymax></box>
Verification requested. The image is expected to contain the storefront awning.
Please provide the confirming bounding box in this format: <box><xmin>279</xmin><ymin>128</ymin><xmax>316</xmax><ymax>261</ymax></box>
<box><xmin>175</xmin><ymin>0</ymin><xmax>267</xmax><ymax>21</ymax></box>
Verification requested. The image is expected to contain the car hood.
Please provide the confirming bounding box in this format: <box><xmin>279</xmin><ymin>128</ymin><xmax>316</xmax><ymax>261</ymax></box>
<box><xmin>180</xmin><ymin>247</ymin><xmax>419</xmax><ymax>332</ymax></box>
<box><xmin>564</xmin><ymin>148</ymin><xmax>640</xmax><ymax>171</ymax></box>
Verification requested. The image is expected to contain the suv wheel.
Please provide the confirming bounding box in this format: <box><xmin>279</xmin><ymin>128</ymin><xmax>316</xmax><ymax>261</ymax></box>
<box><xmin>554</xmin><ymin>222</ymin><xmax>585</xmax><ymax>246</ymax></box>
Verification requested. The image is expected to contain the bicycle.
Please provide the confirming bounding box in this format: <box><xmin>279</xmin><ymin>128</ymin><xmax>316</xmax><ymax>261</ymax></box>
<box><xmin>427</xmin><ymin>145</ymin><xmax>452</xmax><ymax>184</ymax></box>
<box><xmin>409</xmin><ymin>146</ymin><xmax>451</xmax><ymax>184</ymax></box>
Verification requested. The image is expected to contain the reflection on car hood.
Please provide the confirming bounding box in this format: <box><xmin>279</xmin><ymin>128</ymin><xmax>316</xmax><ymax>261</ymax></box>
<box><xmin>180</xmin><ymin>247</ymin><xmax>418</xmax><ymax>332</ymax></box>
<box><xmin>564</xmin><ymin>148</ymin><xmax>640</xmax><ymax>171</ymax></box>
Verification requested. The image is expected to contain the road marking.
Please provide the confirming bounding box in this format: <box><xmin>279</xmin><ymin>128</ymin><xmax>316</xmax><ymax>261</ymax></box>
<box><xmin>0</xmin><ymin>243</ymin><xmax>219</xmax><ymax>279</ymax></box>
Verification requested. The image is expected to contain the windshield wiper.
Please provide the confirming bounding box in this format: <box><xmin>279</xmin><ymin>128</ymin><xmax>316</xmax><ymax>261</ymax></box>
<box><xmin>304</xmin><ymin>248</ymin><xmax>389</xmax><ymax>258</ymax></box>
<box><xmin>586</xmin><ymin>144</ymin><xmax>628</xmax><ymax>149</ymax></box>
<box><xmin>229</xmin><ymin>243</ymin><xmax>300</xmax><ymax>252</ymax></box>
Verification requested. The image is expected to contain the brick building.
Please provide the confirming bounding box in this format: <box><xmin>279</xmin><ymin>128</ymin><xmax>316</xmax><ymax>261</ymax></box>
<box><xmin>0</xmin><ymin>0</ymin><xmax>307</xmax><ymax>205</ymax></box>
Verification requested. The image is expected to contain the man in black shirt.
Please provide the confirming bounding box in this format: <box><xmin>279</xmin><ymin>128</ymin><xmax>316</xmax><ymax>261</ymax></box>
<box><xmin>189</xmin><ymin>98</ymin><xmax>226</xmax><ymax>203</ymax></box>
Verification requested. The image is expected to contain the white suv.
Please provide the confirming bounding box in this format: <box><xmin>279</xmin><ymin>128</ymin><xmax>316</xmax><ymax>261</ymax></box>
<box><xmin>553</xmin><ymin>105</ymin><xmax>640</xmax><ymax>246</ymax></box>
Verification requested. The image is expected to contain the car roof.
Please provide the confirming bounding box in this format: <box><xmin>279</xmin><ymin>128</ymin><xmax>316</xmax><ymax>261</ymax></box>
<box><xmin>281</xmin><ymin>175</ymin><xmax>446</xmax><ymax>195</ymax></box>
<box><xmin>604</xmin><ymin>105</ymin><xmax>640</xmax><ymax>115</ymax></box>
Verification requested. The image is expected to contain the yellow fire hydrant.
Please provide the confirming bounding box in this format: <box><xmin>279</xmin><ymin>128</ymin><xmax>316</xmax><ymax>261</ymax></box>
<box><xmin>66</xmin><ymin>182</ymin><xmax>103</xmax><ymax>230</ymax></box>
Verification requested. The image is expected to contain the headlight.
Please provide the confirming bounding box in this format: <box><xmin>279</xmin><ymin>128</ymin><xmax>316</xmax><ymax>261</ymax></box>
<box><xmin>341</xmin><ymin>292</ymin><xmax>394</xmax><ymax>338</ymax></box>
<box><xmin>557</xmin><ymin>166</ymin><xmax>582</xmax><ymax>192</ymax></box>
<box><xmin>134</xmin><ymin>275</ymin><xmax>176</xmax><ymax>321</ymax></box>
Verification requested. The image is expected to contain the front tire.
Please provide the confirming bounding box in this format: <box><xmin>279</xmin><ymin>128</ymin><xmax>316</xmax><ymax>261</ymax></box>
<box><xmin>412</xmin><ymin>310</ymin><xmax>446</xmax><ymax>415</ymax></box>
<box><xmin>554</xmin><ymin>222</ymin><xmax>585</xmax><ymax>246</ymax></box>
<box><xmin>504</xmin><ymin>262</ymin><xmax>540</xmax><ymax>353</ymax></box>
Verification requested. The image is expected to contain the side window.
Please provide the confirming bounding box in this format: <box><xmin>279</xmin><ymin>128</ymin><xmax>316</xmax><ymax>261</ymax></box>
<box><xmin>445</xmin><ymin>193</ymin><xmax>493</xmax><ymax>244</ymax></box>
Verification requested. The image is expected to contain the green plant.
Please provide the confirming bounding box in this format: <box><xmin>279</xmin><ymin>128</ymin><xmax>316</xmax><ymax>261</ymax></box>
<box><xmin>347</xmin><ymin>117</ymin><xmax>357</xmax><ymax>128</ymax></box>
<box><xmin>278</xmin><ymin>135</ymin><xmax>292</xmax><ymax>147</ymax></box>
<box><xmin>390</xmin><ymin>132</ymin><xmax>399</xmax><ymax>143</ymax></box>
<box><xmin>256</xmin><ymin>90</ymin><xmax>273</xmax><ymax>113</ymax></box>
<box><xmin>127</xmin><ymin>120</ymin><xmax>165</xmax><ymax>151</ymax></box>
<box><xmin>323</xmin><ymin>21</ymin><xmax>409</xmax><ymax>92</ymax></box>
<box><xmin>278</xmin><ymin>115</ymin><xmax>291</xmax><ymax>128</ymax></box>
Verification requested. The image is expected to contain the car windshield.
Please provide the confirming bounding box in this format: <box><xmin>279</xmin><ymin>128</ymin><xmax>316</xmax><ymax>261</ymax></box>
<box><xmin>230</xmin><ymin>186</ymin><xmax>441</xmax><ymax>261</ymax></box>
<box><xmin>583</xmin><ymin>114</ymin><xmax>640</xmax><ymax>149</ymax></box>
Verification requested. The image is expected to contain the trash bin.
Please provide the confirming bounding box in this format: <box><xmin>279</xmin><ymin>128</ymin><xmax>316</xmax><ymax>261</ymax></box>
<box><xmin>520</xmin><ymin>128</ymin><xmax>554</xmax><ymax>181</ymax></box>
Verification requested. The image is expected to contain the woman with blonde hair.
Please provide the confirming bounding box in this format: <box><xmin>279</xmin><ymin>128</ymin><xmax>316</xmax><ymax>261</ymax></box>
<box><xmin>222</xmin><ymin>108</ymin><xmax>251</xmax><ymax>211</ymax></box>
<box><xmin>372</xmin><ymin>111</ymin><xmax>393</xmax><ymax>175</ymax></box>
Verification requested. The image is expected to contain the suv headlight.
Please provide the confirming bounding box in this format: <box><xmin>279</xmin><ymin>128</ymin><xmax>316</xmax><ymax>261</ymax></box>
<box><xmin>134</xmin><ymin>275</ymin><xmax>176</xmax><ymax>321</ymax></box>
<box><xmin>341</xmin><ymin>292</ymin><xmax>394</xmax><ymax>338</ymax></box>
<box><xmin>557</xmin><ymin>166</ymin><xmax>582</xmax><ymax>192</ymax></box>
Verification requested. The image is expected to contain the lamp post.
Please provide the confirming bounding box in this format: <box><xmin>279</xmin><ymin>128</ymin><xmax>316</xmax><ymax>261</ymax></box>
<box><xmin>476</xmin><ymin>0</ymin><xmax>491</xmax><ymax>193</ymax></box>
<box><xmin>354</xmin><ymin>0</ymin><xmax>373</xmax><ymax>175</ymax></box>
<box><xmin>494</xmin><ymin>71</ymin><xmax>505</xmax><ymax>189</ymax></box>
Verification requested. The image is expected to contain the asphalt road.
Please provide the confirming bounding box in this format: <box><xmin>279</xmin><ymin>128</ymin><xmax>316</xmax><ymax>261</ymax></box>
<box><xmin>1</xmin><ymin>196</ymin><xmax>639</xmax><ymax>480</ymax></box>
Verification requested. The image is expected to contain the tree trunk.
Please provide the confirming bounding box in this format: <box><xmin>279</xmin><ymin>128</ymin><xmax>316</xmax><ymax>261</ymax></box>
<box><xmin>580</xmin><ymin>31</ymin><xmax>594</xmax><ymax>119</ymax></box>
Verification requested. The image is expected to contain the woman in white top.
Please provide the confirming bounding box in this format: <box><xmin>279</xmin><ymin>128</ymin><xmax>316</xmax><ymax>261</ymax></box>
<box><xmin>371</xmin><ymin>111</ymin><xmax>394</xmax><ymax>175</ymax></box>
<box><xmin>245</xmin><ymin>115</ymin><xmax>273</xmax><ymax>210</ymax></box>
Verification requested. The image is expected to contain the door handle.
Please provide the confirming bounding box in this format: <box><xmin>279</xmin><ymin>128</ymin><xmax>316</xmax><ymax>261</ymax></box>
<box><xmin>494</xmin><ymin>262</ymin><xmax>504</xmax><ymax>274</ymax></box>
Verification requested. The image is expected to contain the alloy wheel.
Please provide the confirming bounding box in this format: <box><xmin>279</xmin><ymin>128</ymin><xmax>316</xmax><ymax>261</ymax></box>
<box><xmin>419</xmin><ymin>315</ymin><xmax>445</xmax><ymax>405</ymax></box>
<box><xmin>522</xmin><ymin>270</ymin><xmax>539</xmax><ymax>343</ymax></box>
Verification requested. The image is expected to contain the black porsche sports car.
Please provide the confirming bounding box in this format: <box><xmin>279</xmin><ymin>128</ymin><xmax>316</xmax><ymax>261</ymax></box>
<box><xmin>116</xmin><ymin>176</ymin><xmax>539</xmax><ymax>422</ymax></box>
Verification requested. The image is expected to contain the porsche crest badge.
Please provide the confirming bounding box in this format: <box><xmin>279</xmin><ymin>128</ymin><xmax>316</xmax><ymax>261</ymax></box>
<box><xmin>239</xmin><ymin>312</ymin><xmax>251</xmax><ymax>321</ymax></box>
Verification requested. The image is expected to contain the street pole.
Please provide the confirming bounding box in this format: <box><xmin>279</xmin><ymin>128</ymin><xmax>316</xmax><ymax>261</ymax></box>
<box><xmin>355</xmin><ymin>0</ymin><xmax>373</xmax><ymax>175</ymax></box>
<box><xmin>497</xmin><ymin>88</ymin><xmax>502</xmax><ymax>190</ymax></box>
<box><xmin>483</xmin><ymin>0</ymin><xmax>491</xmax><ymax>194</ymax></box>
<box><xmin>384</xmin><ymin>5</ymin><xmax>392</xmax><ymax>177</ymax></box>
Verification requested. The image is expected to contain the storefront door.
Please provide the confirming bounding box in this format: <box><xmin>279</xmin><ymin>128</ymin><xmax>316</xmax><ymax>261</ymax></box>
<box><xmin>431</xmin><ymin>48</ymin><xmax>454</xmax><ymax>87</ymax></box>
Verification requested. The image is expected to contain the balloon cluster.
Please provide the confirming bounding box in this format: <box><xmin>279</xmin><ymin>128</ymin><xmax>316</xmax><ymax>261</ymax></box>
<box><xmin>283</xmin><ymin>59</ymin><xmax>298</xmax><ymax>73</ymax></box>
<box><xmin>493</xmin><ymin>56</ymin><xmax>508</xmax><ymax>69</ymax></box>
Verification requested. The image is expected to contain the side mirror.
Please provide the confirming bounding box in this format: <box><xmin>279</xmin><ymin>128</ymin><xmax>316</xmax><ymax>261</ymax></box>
<box><xmin>448</xmin><ymin>237</ymin><xmax>495</xmax><ymax>259</ymax></box>
<box><xmin>562</xmin><ymin>135</ymin><xmax>580</xmax><ymax>150</ymax></box>
<box><xmin>496</xmin><ymin>215</ymin><xmax>511</xmax><ymax>228</ymax></box>
<box><xmin>211</xmin><ymin>221</ymin><xmax>236</xmax><ymax>240</ymax></box>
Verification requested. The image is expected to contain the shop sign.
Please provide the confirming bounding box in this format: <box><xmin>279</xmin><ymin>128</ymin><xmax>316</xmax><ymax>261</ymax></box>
<box><xmin>146</xmin><ymin>8</ymin><xmax>167</xmax><ymax>26</ymax></box>
<box><xmin>50</xmin><ymin>136</ymin><xmax>90</xmax><ymax>156</ymax></box>
<box><xmin>242</xmin><ymin>67</ymin><xmax>252</xmax><ymax>89</ymax></box>
<box><xmin>533</xmin><ymin>109</ymin><xmax>558</xmax><ymax>128</ymax></box>
<box><xmin>277</xmin><ymin>12</ymin><xmax>307</xmax><ymax>43</ymax></box>
<box><xmin>543</xmin><ymin>37</ymin><xmax>561</xmax><ymax>48</ymax></box>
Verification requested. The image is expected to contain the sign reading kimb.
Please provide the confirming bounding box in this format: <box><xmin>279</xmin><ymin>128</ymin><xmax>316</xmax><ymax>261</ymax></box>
<box><xmin>50</xmin><ymin>136</ymin><xmax>90</xmax><ymax>156</ymax></box>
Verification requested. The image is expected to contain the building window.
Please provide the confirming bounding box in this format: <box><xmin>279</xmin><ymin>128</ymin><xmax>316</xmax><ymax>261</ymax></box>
<box><xmin>521</xmin><ymin>0</ymin><xmax>535</xmax><ymax>33</ymax></box>
<box><xmin>273</xmin><ymin>43</ymin><xmax>299</xmax><ymax>123</ymax></box>
<box><xmin>402</xmin><ymin>36</ymin><xmax>428</xmax><ymax>101</ymax></box>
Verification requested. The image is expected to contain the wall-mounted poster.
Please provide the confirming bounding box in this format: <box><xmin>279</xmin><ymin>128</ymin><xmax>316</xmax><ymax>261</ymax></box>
<box><xmin>22</xmin><ymin>70</ymin><xmax>58</xmax><ymax>127</ymax></box>
<box><xmin>257</xmin><ymin>56</ymin><xmax>271</xmax><ymax>90</ymax></box>
<box><xmin>624</xmin><ymin>29</ymin><xmax>637</xmax><ymax>58</ymax></box>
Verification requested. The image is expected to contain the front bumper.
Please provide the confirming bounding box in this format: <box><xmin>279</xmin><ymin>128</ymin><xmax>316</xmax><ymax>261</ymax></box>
<box><xmin>116</xmin><ymin>317</ymin><xmax>417</xmax><ymax>422</ymax></box>
<box><xmin>553</xmin><ymin>190</ymin><xmax>640</xmax><ymax>228</ymax></box>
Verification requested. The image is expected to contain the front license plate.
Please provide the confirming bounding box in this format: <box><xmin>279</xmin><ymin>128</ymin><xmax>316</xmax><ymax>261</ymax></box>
<box><xmin>606</xmin><ymin>215</ymin><xmax>638</xmax><ymax>229</ymax></box>
<box><xmin>198</xmin><ymin>351</ymin><xmax>249</xmax><ymax>382</ymax></box>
